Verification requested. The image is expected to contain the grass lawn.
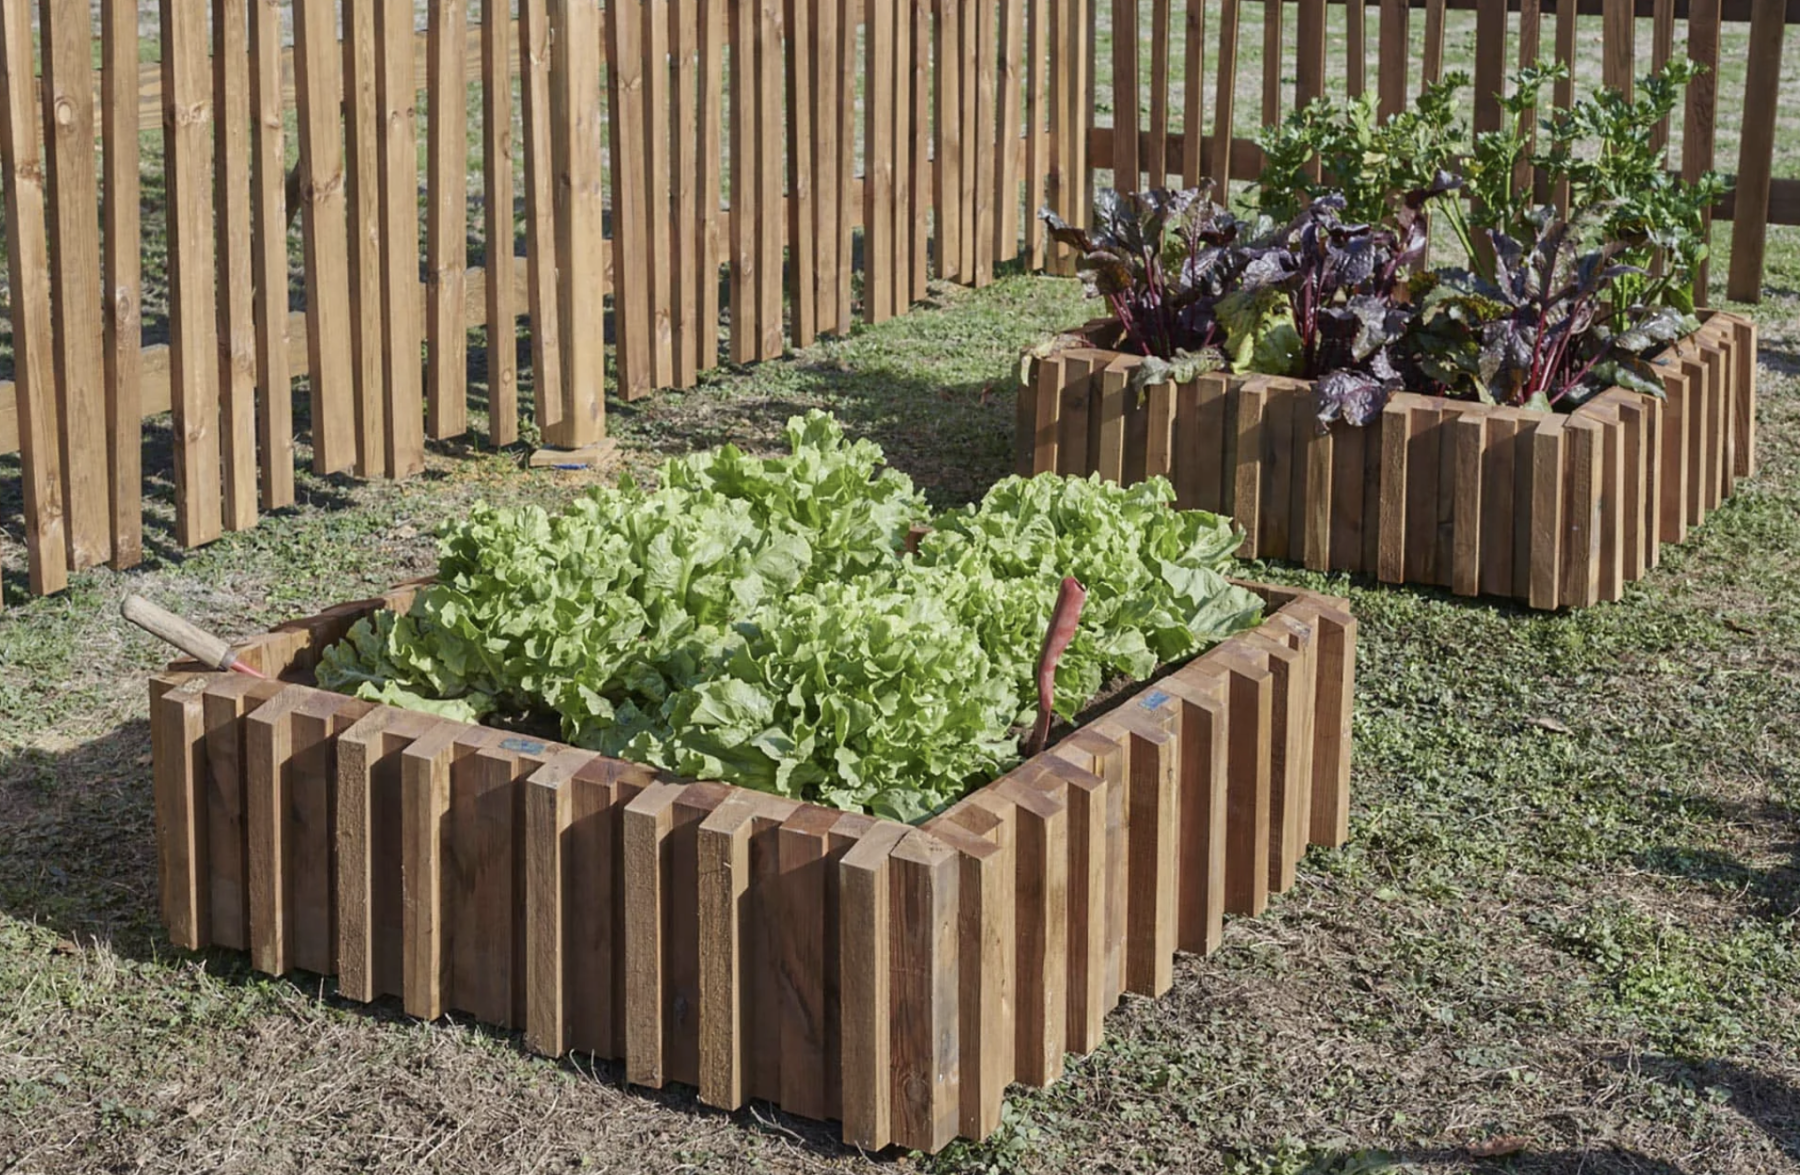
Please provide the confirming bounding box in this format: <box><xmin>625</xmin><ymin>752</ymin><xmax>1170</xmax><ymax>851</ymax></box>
<box><xmin>3</xmin><ymin>7</ymin><xmax>1800</xmax><ymax>1170</ymax></box>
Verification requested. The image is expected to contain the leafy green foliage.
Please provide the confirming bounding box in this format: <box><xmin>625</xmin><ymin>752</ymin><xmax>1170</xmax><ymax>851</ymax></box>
<box><xmin>1407</xmin><ymin>208</ymin><xmax>1696</xmax><ymax>410</ymax></box>
<box><xmin>317</xmin><ymin>413</ymin><xmax>1262</xmax><ymax>821</ymax></box>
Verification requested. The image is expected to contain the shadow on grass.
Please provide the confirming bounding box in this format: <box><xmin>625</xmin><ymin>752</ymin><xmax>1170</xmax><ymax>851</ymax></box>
<box><xmin>1629</xmin><ymin>1055</ymin><xmax>1800</xmax><ymax>1162</ymax></box>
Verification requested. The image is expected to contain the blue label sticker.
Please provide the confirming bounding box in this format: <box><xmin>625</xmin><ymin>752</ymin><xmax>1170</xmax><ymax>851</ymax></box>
<box><xmin>1140</xmin><ymin>689</ymin><xmax>1172</xmax><ymax>710</ymax></box>
<box><xmin>499</xmin><ymin>737</ymin><xmax>548</xmax><ymax>755</ymax></box>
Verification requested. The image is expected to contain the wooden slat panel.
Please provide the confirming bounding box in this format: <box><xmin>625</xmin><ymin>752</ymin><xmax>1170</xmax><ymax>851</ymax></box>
<box><xmin>42</xmin><ymin>0</ymin><xmax>111</xmax><ymax>568</ymax></box>
<box><xmin>201</xmin><ymin>677</ymin><xmax>272</xmax><ymax>953</ymax></box>
<box><xmin>1232</xmin><ymin>381</ymin><xmax>1266</xmax><ymax>558</ymax></box>
<box><xmin>162</xmin><ymin>0</ymin><xmax>229</xmax><ymax>540</ymax></box>
<box><xmin>775</xmin><ymin>805</ymin><xmax>840</xmax><ymax>1119</ymax></box>
<box><xmin>1262</xmin><ymin>0</ymin><xmax>1285</xmax><ymax>129</ymax></box>
<box><xmin>555</xmin><ymin>0</ymin><xmax>608</xmax><ymax>441</ymax></box>
<box><xmin>343</xmin><ymin>0</ymin><xmax>388</xmax><ymax>477</ymax></box>
<box><xmin>731</xmin><ymin>0</ymin><xmax>762</xmax><ymax>359</ymax></box>
<box><xmin>696</xmin><ymin>792</ymin><xmax>756</xmax><ymax>1108</ymax></box>
<box><xmin>1056</xmin><ymin>353</ymin><xmax>1094</xmax><ymax>475</ymax></box>
<box><xmin>813</xmin><ymin>0</ymin><xmax>844</xmax><ymax>332</ymax></box>
<box><xmin>1529</xmin><ymin>414</ymin><xmax>1566</xmax><ymax>610</ymax></box>
<box><xmin>1297</xmin><ymin>0</ymin><xmax>1328</xmax><ymax>105</ymax></box>
<box><xmin>377</xmin><ymin>0</ymin><xmax>425</xmax><ymax>479</ymax></box>
<box><xmin>448</xmin><ymin>742</ymin><xmax>530</xmax><ymax>1028</ymax></box>
<box><xmin>483</xmin><ymin>0</ymin><xmax>519</xmax><ymax>442</ymax></box>
<box><xmin>888</xmin><ymin>830</ymin><xmax>960</xmax><ymax>1153</ymax></box>
<box><xmin>1036</xmin><ymin>753</ymin><xmax>1104</xmax><ymax>1053</ymax></box>
<box><xmin>1349</xmin><ymin>0</ymin><xmax>1370</xmax><ymax>94</ymax></box>
<box><xmin>622</xmin><ymin>781</ymin><xmax>682</xmax><ymax>1087</ymax></box>
<box><xmin>1308</xmin><ymin>605</ymin><xmax>1356</xmax><ymax>847</ymax></box>
<box><xmin>1219</xmin><ymin>649</ymin><xmax>1273</xmax><ymax>917</ymax></box>
<box><xmin>1161</xmin><ymin>669</ymin><xmax>1227</xmax><ymax>954</ymax></box>
<box><xmin>911</xmin><ymin>0</ymin><xmax>934</xmax><ymax>299</ymax></box>
<box><xmin>1561</xmin><ymin>416</ymin><xmax>1602</xmax><ymax>609</ymax></box>
<box><xmin>0</xmin><ymin>1</ymin><xmax>69</xmax><ymax>595</ymax></box>
<box><xmin>101</xmin><ymin>0</ymin><xmax>142</xmax><ymax>565</ymax></box>
<box><xmin>1480</xmin><ymin>410</ymin><xmax>1523</xmax><ymax>598</ymax></box>
<box><xmin>1404</xmin><ymin>400</ymin><xmax>1443</xmax><ymax>585</ymax></box>
<box><xmin>523</xmin><ymin>750</ymin><xmax>590</xmax><ymax>1055</ymax></box>
<box><xmin>988</xmin><ymin>770</ymin><xmax>1068</xmax><ymax>1086</ymax></box>
<box><xmin>519</xmin><ymin>0</ymin><xmax>565</xmax><ymax>432</ymax></box>
<box><xmin>244</xmin><ymin>686</ymin><xmax>306</xmax><ymax>974</ymax></box>
<box><xmin>1423</xmin><ymin>0</ymin><xmax>1447</xmax><ymax>85</ymax></box>
<box><xmin>292</xmin><ymin>0</ymin><xmax>358</xmax><ymax>474</ymax></box>
<box><xmin>670</xmin><ymin>783</ymin><xmax>733</xmax><ymax>1089</ymax></box>
<box><xmin>1125</xmin><ymin>722</ymin><xmax>1178</xmax><ymax>996</ymax></box>
<box><xmin>568</xmin><ymin>758</ymin><xmax>650</xmax><ymax>1057</ymax></box>
<box><xmin>336</xmin><ymin>707</ymin><xmax>437</xmax><ymax>1003</ymax></box>
<box><xmin>1328</xmin><ymin>421</ymin><xmax>1366</xmax><ymax>572</ymax></box>
<box><xmin>1027</xmin><ymin>0</ymin><xmax>1050</xmax><ymax>264</ymax></box>
<box><xmin>785</xmin><ymin>0</ymin><xmax>817</xmax><ymax>345</ymax></box>
<box><xmin>958</xmin><ymin>0</ymin><xmax>981</xmax><ymax>280</ymax></box>
<box><xmin>838</xmin><ymin>820</ymin><xmax>907</xmax><ymax>1149</ymax></box>
<box><xmin>925</xmin><ymin>809</ymin><xmax>1010</xmax><ymax>1138</ymax></box>
<box><xmin>1452</xmin><ymin>413</ymin><xmax>1485</xmax><ymax>596</ymax></box>
<box><xmin>757</xmin><ymin>0</ymin><xmax>785</xmax><ymax>356</ymax></box>
<box><xmin>1726</xmin><ymin>0</ymin><xmax>1786</xmax><ymax>302</ymax></box>
<box><xmin>1474</xmin><ymin>0</ymin><xmax>1506</xmax><ymax>140</ymax></box>
<box><xmin>401</xmin><ymin>723</ymin><xmax>475</xmax><ymax>1019</ymax></box>
<box><xmin>1657</xmin><ymin>362</ymin><xmax>1690</xmax><ymax>542</ymax></box>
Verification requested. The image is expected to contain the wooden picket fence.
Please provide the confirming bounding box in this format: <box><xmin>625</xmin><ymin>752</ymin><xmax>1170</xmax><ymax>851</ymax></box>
<box><xmin>149</xmin><ymin>575</ymin><xmax>1355</xmax><ymax>1150</ymax></box>
<box><xmin>2</xmin><ymin>0</ymin><xmax>1792</xmax><ymax>604</ymax></box>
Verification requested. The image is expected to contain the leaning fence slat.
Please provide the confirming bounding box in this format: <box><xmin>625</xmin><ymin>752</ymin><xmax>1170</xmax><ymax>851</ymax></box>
<box><xmin>42</xmin><ymin>0</ymin><xmax>111</xmax><ymax>569</ymax></box>
<box><xmin>162</xmin><ymin>0</ymin><xmax>228</xmax><ymax>542</ymax></box>
<box><xmin>1212</xmin><ymin>0</ymin><xmax>1242</xmax><ymax>199</ymax></box>
<box><xmin>520</xmin><ymin>0</ymin><xmax>565</xmax><ymax>433</ymax></box>
<box><xmin>343</xmin><ymin>0</ymin><xmax>388</xmax><ymax>478</ymax></box>
<box><xmin>1726</xmin><ymin>0</ymin><xmax>1785</xmax><ymax>304</ymax></box>
<box><xmin>101</xmin><ymin>0</ymin><xmax>142</xmax><ymax>567</ymax></box>
<box><xmin>427</xmin><ymin>0</ymin><xmax>470</xmax><ymax>438</ymax></box>
<box><xmin>1</xmin><ymin>2</ymin><xmax>69</xmax><ymax>597</ymax></box>
<box><xmin>377</xmin><ymin>0</ymin><xmax>425</xmax><ymax>478</ymax></box>
<box><xmin>484</xmin><ymin>0</ymin><xmax>519</xmax><ymax>443</ymax></box>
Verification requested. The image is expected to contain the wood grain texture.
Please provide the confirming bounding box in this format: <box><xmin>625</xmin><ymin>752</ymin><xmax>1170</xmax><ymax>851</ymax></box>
<box><xmin>376</xmin><ymin>0</ymin><xmax>425</xmax><ymax>478</ymax></box>
<box><xmin>888</xmin><ymin>830</ymin><xmax>961</xmax><ymax>1154</ymax></box>
<box><xmin>101</xmin><ymin>0</ymin><xmax>142</xmax><ymax>565</ymax></box>
<box><xmin>838</xmin><ymin>820</ymin><xmax>908</xmax><ymax>1149</ymax></box>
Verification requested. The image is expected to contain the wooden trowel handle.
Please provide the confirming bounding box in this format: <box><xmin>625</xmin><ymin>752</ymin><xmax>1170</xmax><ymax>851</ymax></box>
<box><xmin>121</xmin><ymin>594</ymin><xmax>266</xmax><ymax>678</ymax></box>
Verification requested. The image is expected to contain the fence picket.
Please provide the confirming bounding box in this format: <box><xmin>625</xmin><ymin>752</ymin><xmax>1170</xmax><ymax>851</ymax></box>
<box><xmin>520</xmin><ymin>0</ymin><xmax>565</xmax><ymax>431</ymax></box>
<box><xmin>484</xmin><ymin>0</ymin><xmax>519</xmax><ymax>443</ymax></box>
<box><xmin>427</xmin><ymin>1</ymin><xmax>470</xmax><ymax>438</ymax></box>
<box><xmin>102</xmin><ymin>0</ymin><xmax>143</xmax><ymax>565</ymax></box>
<box><xmin>377</xmin><ymin>0</ymin><xmax>425</xmax><ymax>478</ymax></box>
<box><xmin>345</xmin><ymin>0</ymin><xmax>389</xmax><ymax>476</ymax></box>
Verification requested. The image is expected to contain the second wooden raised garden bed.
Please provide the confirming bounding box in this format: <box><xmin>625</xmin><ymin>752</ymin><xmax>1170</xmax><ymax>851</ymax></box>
<box><xmin>1018</xmin><ymin>311</ymin><xmax>1756</xmax><ymax>609</ymax></box>
<box><xmin>150</xmin><ymin>577</ymin><xmax>1355</xmax><ymax>1152</ymax></box>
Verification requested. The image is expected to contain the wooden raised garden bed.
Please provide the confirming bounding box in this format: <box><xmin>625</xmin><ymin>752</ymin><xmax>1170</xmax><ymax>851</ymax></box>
<box><xmin>1018</xmin><ymin>311</ymin><xmax>1757</xmax><ymax>609</ymax></box>
<box><xmin>150</xmin><ymin>578</ymin><xmax>1356</xmax><ymax>1152</ymax></box>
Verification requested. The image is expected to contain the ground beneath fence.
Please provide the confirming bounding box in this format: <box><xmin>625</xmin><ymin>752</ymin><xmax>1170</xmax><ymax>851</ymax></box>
<box><xmin>3</xmin><ymin>265</ymin><xmax>1800</xmax><ymax>1174</ymax></box>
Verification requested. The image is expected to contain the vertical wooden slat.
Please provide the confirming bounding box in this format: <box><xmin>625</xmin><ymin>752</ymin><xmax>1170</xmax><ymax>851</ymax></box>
<box><xmin>812</xmin><ymin>0</ymin><xmax>843</xmax><ymax>333</ymax></box>
<box><xmin>202</xmin><ymin>678</ymin><xmax>268</xmax><ymax>953</ymax></box>
<box><xmin>1182</xmin><ymin>0</ymin><xmax>1206</xmax><ymax>180</ymax></box>
<box><xmin>1220</xmin><ymin>650</ymin><xmax>1272</xmax><ymax>917</ymax></box>
<box><xmin>991</xmin><ymin>771</ymin><xmax>1067</xmax><ymax>1087</ymax></box>
<box><xmin>926</xmin><ymin>812</ymin><xmax>1010</xmax><ymax>1139</ymax></box>
<box><xmin>1474</xmin><ymin>0</ymin><xmax>1506</xmax><ymax>141</ymax></box>
<box><xmin>1422</xmin><ymin>0</ymin><xmax>1446</xmax><ymax>87</ymax></box>
<box><xmin>974</xmin><ymin>0</ymin><xmax>999</xmax><ymax>284</ymax></box>
<box><xmin>154</xmin><ymin>680</ymin><xmax>210</xmax><ymax>950</ymax></box>
<box><xmin>998</xmin><ymin>0</ymin><xmax>1025</xmax><ymax>259</ymax></box>
<box><xmin>958</xmin><ymin>0</ymin><xmax>981</xmax><ymax>281</ymax></box>
<box><xmin>839</xmin><ymin>821</ymin><xmax>907</xmax><ymax>1150</ymax></box>
<box><xmin>889</xmin><ymin>831</ymin><xmax>960</xmax><ymax>1154</ymax></box>
<box><xmin>696</xmin><ymin>792</ymin><xmax>756</xmax><ymax>1109</ymax></box>
<box><xmin>1211</xmin><ymin>0</ymin><xmax>1241</xmax><ymax>198</ymax></box>
<box><xmin>623</xmin><ymin>781</ymin><xmax>682</xmax><ymax>1087</ymax></box>
<box><xmin>1046</xmin><ymin>0</ymin><xmax>1072</xmax><ymax>271</ymax></box>
<box><xmin>1329</xmin><ymin>422</ymin><xmax>1367</xmax><ymax>571</ymax></box>
<box><xmin>1512</xmin><ymin>415</ymin><xmax>1538</xmax><ymax>601</ymax></box>
<box><xmin>1725</xmin><ymin>0</ymin><xmax>1784</xmax><ymax>304</ymax></box>
<box><xmin>939</xmin><ymin>0</ymin><xmax>966</xmax><ymax>281</ymax></box>
<box><xmin>1303</xmin><ymin>414</ymin><xmax>1333</xmax><ymax>571</ymax></box>
<box><xmin>1683</xmin><ymin>0</ymin><xmax>1720</xmax><ymax>301</ymax></box>
<box><xmin>568</xmin><ymin>758</ymin><xmax>644</xmax><ymax>1057</ymax></box>
<box><xmin>775</xmin><ymin>805</ymin><xmax>839</xmax><ymax>1119</ymax></box>
<box><xmin>101</xmin><ymin>0</ymin><xmax>142</xmax><ymax>566</ymax></box>
<box><xmin>700</xmin><ymin>0</ymin><xmax>728</xmax><ymax>365</ymax></box>
<box><xmin>336</xmin><ymin>707</ymin><xmax>436</xmax><ymax>1004</ymax></box>
<box><xmin>645</xmin><ymin>0</ymin><xmax>676</xmax><ymax>390</ymax></box>
<box><xmin>758</xmin><ymin>0</ymin><xmax>785</xmax><ymax>356</ymax></box>
<box><xmin>1163</xmin><ymin>670</ymin><xmax>1227</xmax><ymax>955</ymax></box>
<box><xmin>244</xmin><ymin>687</ymin><xmax>307</xmax><ymax>975</ymax></box>
<box><xmin>0</xmin><ymin>0</ymin><xmax>69</xmax><ymax>595</ymax></box>
<box><xmin>1244</xmin><ymin>633</ymin><xmax>1304</xmax><ymax>894</ymax></box>
<box><xmin>732</xmin><ymin>0</ymin><xmax>763</xmax><ymax>359</ymax></box>
<box><xmin>162</xmin><ymin>0</ymin><xmax>228</xmax><ymax>540</ymax></box>
<box><xmin>1377</xmin><ymin>397</ymin><xmax>1412</xmax><ymax>582</ymax></box>
<box><xmin>1347</xmin><ymin>0</ymin><xmax>1367</xmax><ymax>97</ymax></box>
<box><xmin>557</xmin><ymin>0</ymin><xmax>608</xmax><ymax>442</ymax></box>
<box><xmin>1146</xmin><ymin>0</ymin><xmax>1171</xmax><ymax>190</ymax></box>
<box><xmin>911</xmin><ymin>0</ymin><xmax>933</xmax><ymax>299</ymax></box>
<box><xmin>1551</xmin><ymin>0</ymin><xmax>1577</xmax><ymax>212</ymax></box>
<box><xmin>427</xmin><ymin>0</ymin><xmax>470</xmax><ymax>438</ymax></box>
<box><xmin>1095</xmin><ymin>358</ymin><xmax>1129</xmax><ymax>483</ymax></box>
<box><xmin>376</xmin><ymin>0</ymin><xmax>425</xmax><ymax>479</ymax></box>
<box><xmin>1515</xmin><ymin>0</ymin><xmax>1541</xmax><ymax>200</ymax></box>
<box><xmin>868</xmin><ymin>0</ymin><xmax>897</xmax><ymax>321</ymax></box>
<box><xmin>1651</xmin><ymin>0</ymin><xmax>1675</xmax><ymax>150</ymax></box>
<box><xmin>1263</xmin><ymin>385</ymin><xmax>1295</xmax><ymax>559</ymax></box>
<box><xmin>292</xmin><ymin>0</ymin><xmax>358</xmax><ymax>474</ymax></box>
<box><xmin>1602</xmin><ymin>0</ymin><xmax>1635</xmax><ymax>95</ymax></box>
<box><xmin>1126</xmin><ymin>724</ymin><xmax>1177</xmax><ymax>996</ymax></box>
<box><xmin>484</xmin><ymin>0</ymin><xmax>519</xmax><ymax>442</ymax></box>
<box><xmin>1452</xmin><ymin>413</ymin><xmax>1485</xmax><ymax>597</ymax></box>
<box><xmin>41</xmin><ymin>0</ymin><xmax>111</xmax><ymax>569</ymax></box>
<box><xmin>785</xmin><ymin>0</ymin><xmax>818</xmax><ymax>346</ymax></box>
<box><xmin>1260</xmin><ymin>0</ymin><xmax>1283</xmax><ymax>129</ymax></box>
<box><xmin>671</xmin><ymin>784</ymin><xmax>733</xmax><ymax>1088</ymax></box>
<box><xmin>343</xmin><ymin>0</ymin><xmax>388</xmax><ymax>478</ymax></box>
<box><xmin>401</xmin><ymin>723</ymin><xmax>471</xmax><ymax>1019</ymax></box>
<box><xmin>1308</xmin><ymin>606</ymin><xmax>1356</xmax><ymax>847</ymax></box>
<box><xmin>1296</xmin><ymin>0</ymin><xmax>1327</xmax><ymax>107</ymax></box>
<box><xmin>1026</xmin><ymin>0</ymin><xmax>1050</xmax><ymax>265</ymax></box>
<box><xmin>1232</xmin><ymin>382</ymin><xmax>1266</xmax><ymax>558</ymax></box>
<box><xmin>1378</xmin><ymin>0</ymin><xmax>1409</xmax><ymax>119</ymax></box>
<box><xmin>449</xmin><ymin>743</ymin><xmax>529</xmax><ymax>1028</ymax></box>
<box><xmin>1038</xmin><ymin>756</ymin><xmax>1104</xmax><ymax>1053</ymax></box>
<box><xmin>893</xmin><ymin>0</ymin><xmax>915</xmax><ymax>306</ymax></box>
<box><xmin>1480</xmin><ymin>410</ymin><xmax>1522</xmax><ymax>599</ymax></box>
<box><xmin>1562</xmin><ymin>417</ymin><xmax>1602</xmax><ymax>609</ymax></box>
<box><xmin>1530</xmin><ymin>414</ymin><xmax>1566</xmax><ymax>611</ymax></box>
<box><xmin>524</xmin><ymin>751</ymin><xmax>588</xmax><ymax>1055</ymax></box>
<box><xmin>520</xmin><ymin>0</ymin><xmax>567</xmax><ymax>432</ymax></box>
<box><xmin>1404</xmin><ymin>401</ymin><xmax>1444</xmax><ymax>586</ymax></box>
